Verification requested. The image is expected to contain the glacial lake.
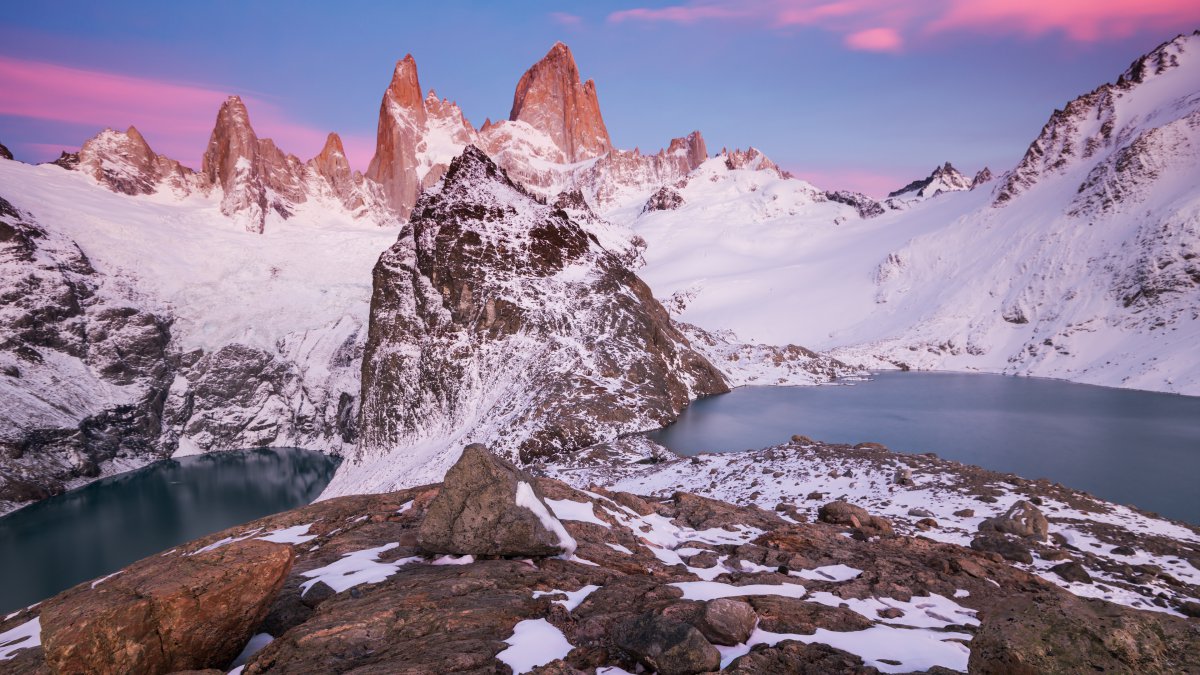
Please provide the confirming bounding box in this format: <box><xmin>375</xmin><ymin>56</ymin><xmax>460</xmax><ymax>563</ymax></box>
<box><xmin>0</xmin><ymin>447</ymin><xmax>338</xmax><ymax>615</ymax></box>
<box><xmin>648</xmin><ymin>372</ymin><xmax>1200</xmax><ymax>525</ymax></box>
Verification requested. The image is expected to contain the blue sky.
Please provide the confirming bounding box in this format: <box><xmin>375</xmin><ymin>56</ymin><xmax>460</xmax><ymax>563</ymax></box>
<box><xmin>2</xmin><ymin>1</ymin><xmax>1197</xmax><ymax>195</ymax></box>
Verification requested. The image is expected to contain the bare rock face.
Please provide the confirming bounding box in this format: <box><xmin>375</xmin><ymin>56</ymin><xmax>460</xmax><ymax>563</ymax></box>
<box><xmin>509</xmin><ymin>42</ymin><xmax>612</xmax><ymax>163</ymax></box>
<box><xmin>39</xmin><ymin>539</ymin><xmax>293</xmax><ymax>674</ymax></box>
<box><xmin>971</xmin><ymin>166</ymin><xmax>994</xmax><ymax>188</ymax></box>
<box><xmin>0</xmin><ymin>197</ymin><xmax>173</xmax><ymax>512</ymax></box>
<box><xmin>77</xmin><ymin>126</ymin><xmax>196</xmax><ymax>196</ymax></box>
<box><xmin>307</xmin><ymin>132</ymin><xmax>362</xmax><ymax>212</ymax></box>
<box><xmin>339</xmin><ymin>146</ymin><xmax>727</xmax><ymax>494</ymax></box>
<box><xmin>202</xmin><ymin>96</ymin><xmax>307</xmax><ymax>233</ymax></box>
<box><xmin>727</xmin><ymin>641</ymin><xmax>879</xmax><ymax>674</ymax></box>
<box><xmin>417</xmin><ymin>443</ymin><xmax>573</xmax><ymax>556</ymax></box>
<box><xmin>365</xmin><ymin>55</ymin><xmax>428</xmax><ymax>218</ymax></box>
<box><xmin>722</xmin><ymin>146</ymin><xmax>786</xmax><ymax>177</ymax></box>
<box><xmin>824</xmin><ymin>190</ymin><xmax>885</xmax><ymax>219</ymax></box>
<box><xmin>968</xmin><ymin>591</ymin><xmax>1200</xmax><ymax>673</ymax></box>
<box><xmin>0</xmin><ymin>142</ymin><xmax>13</xmax><ymax>160</ymax></box>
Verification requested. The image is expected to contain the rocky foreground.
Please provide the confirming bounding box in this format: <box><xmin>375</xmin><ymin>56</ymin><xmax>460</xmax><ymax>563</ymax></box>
<box><xmin>2</xmin><ymin>443</ymin><xmax>1198</xmax><ymax>674</ymax></box>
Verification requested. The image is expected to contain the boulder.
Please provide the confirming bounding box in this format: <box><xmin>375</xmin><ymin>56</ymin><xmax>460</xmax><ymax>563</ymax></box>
<box><xmin>40</xmin><ymin>539</ymin><xmax>293</xmax><ymax>675</ymax></box>
<box><xmin>417</xmin><ymin>444</ymin><xmax>574</xmax><ymax>556</ymax></box>
<box><xmin>726</xmin><ymin>640</ymin><xmax>879</xmax><ymax>674</ymax></box>
<box><xmin>696</xmin><ymin>598</ymin><xmax>757</xmax><ymax>646</ymax></box>
<box><xmin>978</xmin><ymin>500</ymin><xmax>1049</xmax><ymax>541</ymax></box>
<box><xmin>613</xmin><ymin>612</ymin><xmax>721</xmax><ymax>675</ymax></box>
<box><xmin>818</xmin><ymin>500</ymin><xmax>893</xmax><ymax>536</ymax></box>
<box><xmin>908</xmin><ymin>507</ymin><xmax>934</xmax><ymax>518</ymax></box>
<box><xmin>1050</xmin><ymin>561</ymin><xmax>1093</xmax><ymax>584</ymax></box>
<box><xmin>971</xmin><ymin>535</ymin><xmax>1034</xmax><ymax>564</ymax></box>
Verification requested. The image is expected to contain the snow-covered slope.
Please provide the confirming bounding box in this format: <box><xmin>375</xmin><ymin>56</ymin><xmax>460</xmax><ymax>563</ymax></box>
<box><xmin>0</xmin><ymin>158</ymin><xmax>398</xmax><ymax>510</ymax></box>
<box><xmin>623</xmin><ymin>32</ymin><xmax>1200</xmax><ymax>394</ymax></box>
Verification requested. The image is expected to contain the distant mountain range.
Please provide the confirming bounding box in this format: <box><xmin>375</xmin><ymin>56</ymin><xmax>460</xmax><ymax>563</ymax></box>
<box><xmin>0</xmin><ymin>32</ymin><xmax>1197</xmax><ymax>509</ymax></box>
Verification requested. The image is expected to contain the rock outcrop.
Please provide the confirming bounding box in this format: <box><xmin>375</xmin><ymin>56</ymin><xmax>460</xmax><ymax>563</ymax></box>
<box><xmin>0</xmin><ymin>196</ymin><xmax>174</xmax><ymax>511</ymax></box>
<box><xmin>202</xmin><ymin>96</ymin><xmax>307</xmax><ymax>233</ymax></box>
<box><xmin>886</xmin><ymin>161</ymin><xmax>972</xmax><ymax>204</ymax></box>
<box><xmin>509</xmin><ymin>42</ymin><xmax>612</xmax><ymax>163</ymax></box>
<box><xmin>334</xmin><ymin>146</ymin><xmax>728</xmax><ymax>494</ymax></box>
<box><xmin>417</xmin><ymin>444</ymin><xmax>574</xmax><ymax>556</ymax></box>
<box><xmin>39</xmin><ymin>538</ymin><xmax>293</xmax><ymax>674</ymax></box>
<box><xmin>5</xmin><ymin>446</ymin><xmax>1196</xmax><ymax>674</ymax></box>
<box><xmin>0</xmin><ymin>142</ymin><xmax>13</xmax><ymax>160</ymax></box>
<box><xmin>77</xmin><ymin>126</ymin><xmax>196</xmax><ymax>196</ymax></box>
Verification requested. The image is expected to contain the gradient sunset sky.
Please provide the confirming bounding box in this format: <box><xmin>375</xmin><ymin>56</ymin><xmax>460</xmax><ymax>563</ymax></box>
<box><xmin>2</xmin><ymin>1</ymin><xmax>1198</xmax><ymax>196</ymax></box>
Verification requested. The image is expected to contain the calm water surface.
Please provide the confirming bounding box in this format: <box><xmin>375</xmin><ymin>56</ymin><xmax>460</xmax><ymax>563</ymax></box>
<box><xmin>648</xmin><ymin>372</ymin><xmax>1200</xmax><ymax>524</ymax></box>
<box><xmin>0</xmin><ymin>447</ymin><xmax>338</xmax><ymax>614</ymax></box>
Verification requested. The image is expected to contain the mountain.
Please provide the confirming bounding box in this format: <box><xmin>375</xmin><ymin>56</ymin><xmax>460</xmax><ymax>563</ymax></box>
<box><xmin>322</xmin><ymin>147</ymin><xmax>731</xmax><ymax>496</ymax></box>
<box><xmin>885</xmin><ymin>162</ymin><xmax>973</xmax><ymax>207</ymax></box>
<box><xmin>631</xmin><ymin>31</ymin><xmax>1200</xmax><ymax>394</ymax></box>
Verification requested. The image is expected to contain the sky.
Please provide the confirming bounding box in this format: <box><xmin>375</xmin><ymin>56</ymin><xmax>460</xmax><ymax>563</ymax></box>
<box><xmin>1</xmin><ymin>1</ymin><xmax>1198</xmax><ymax>196</ymax></box>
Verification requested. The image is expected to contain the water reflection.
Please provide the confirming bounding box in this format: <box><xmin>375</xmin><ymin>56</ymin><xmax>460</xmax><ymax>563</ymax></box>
<box><xmin>0</xmin><ymin>448</ymin><xmax>339</xmax><ymax>614</ymax></box>
<box><xmin>648</xmin><ymin>373</ymin><xmax>1200</xmax><ymax>524</ymax></box>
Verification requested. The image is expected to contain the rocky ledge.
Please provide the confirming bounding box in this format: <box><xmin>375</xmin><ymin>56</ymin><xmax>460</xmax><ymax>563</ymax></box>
<box><xmin>2</xmin><ymin>443</ymin><xmax>1197</xmax><ymax>674</ymax></box>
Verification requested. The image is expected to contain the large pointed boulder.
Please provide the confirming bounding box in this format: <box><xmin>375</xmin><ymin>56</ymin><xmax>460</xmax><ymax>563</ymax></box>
<box><xmin>417</xmin><ymin>444</ymin><xmax>575</xmax><ymax>556</ymax></box>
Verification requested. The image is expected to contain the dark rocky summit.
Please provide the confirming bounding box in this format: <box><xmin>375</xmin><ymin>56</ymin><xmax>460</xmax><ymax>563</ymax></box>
<box><xmin>3</xmin><ymin>443</ymin><xmax>1196</xmax><ymax>674</ymax></box>
<box><xmin>0</xmin><ymin>142</ymin><xmax>12</xmax><ymax>161</ymax></box>
<box><xmin>341</xmin><ymin>145</ymin><xmax>727</xmax><ymax>493</ymax></box>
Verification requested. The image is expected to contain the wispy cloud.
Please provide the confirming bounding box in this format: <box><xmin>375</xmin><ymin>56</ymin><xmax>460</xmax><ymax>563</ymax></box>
<box><xmin>607</xmin><ymin>0</ymin><xmax>1200</xmax><ymax>52</ymax></box>
<box><xmin>549</xmin><ymin>12</ymin><xmax>584</xmax><ymax>27</ymax></box>
<box><xmin>0</xmin><ymin>56</ymin><xmax>374</xmax><ymax>169</ymax></box>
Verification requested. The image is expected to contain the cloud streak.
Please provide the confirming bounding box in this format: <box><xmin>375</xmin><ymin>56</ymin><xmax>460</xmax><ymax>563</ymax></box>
<box><xmin>0</xmin><ymin>56</ymin><xmax>374</xmax><ymax>169</ymax></box>
<box><xmin>607</xmin><ymin>0</ymin><xmax>1200</xmax><ymax>52</ymax></box>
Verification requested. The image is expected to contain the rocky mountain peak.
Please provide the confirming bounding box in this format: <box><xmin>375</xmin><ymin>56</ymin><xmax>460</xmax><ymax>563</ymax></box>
<box><xmin>971</xmin><ymin>167</ymin><xmax>994</xmax><ymax>188</ymax></box>
<box><xmin>888</xmin><ymin>161</ymin><xmax>971</xmax><ymax>200</ymax></box>
<box><xmin>76</xmin><ymin>125</ymin><xmax>195</xmax><ymax>196</ymax></box>
<box><xmin>667</xmin><ymin>130</ymin><xmax>708</xmax><ymax>170</ymax></box>
<box><xmin>0</xmin><ymin>141</ymin><xmax>12</xmax><ymax>161</ymax></box>
<box><xmin>365</xmin><ymin>55</ymin><xmax>431</xmax><ymax>218</ymax></box>
<box><xmin>1119</xmin><ymin>30</ymin><xmax>1198</xmax><ymax>86</ymax></box>
<box><xmin>384</xmin><ymin>55</ymin><xmax>427</xmax><ymax>126</ymax></box>
<box><xmin>342</xmin><ymin>146</ymin><xmax>726</xmax><ymax>493</ymax></box>
<box><xmin>509</xmin><ymin>42</ymin><xmax>612</xmax><ymax>163</ymax></box>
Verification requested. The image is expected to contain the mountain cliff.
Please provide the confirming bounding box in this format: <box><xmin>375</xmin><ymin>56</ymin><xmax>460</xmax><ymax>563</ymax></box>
<box><xmin>324</xmin><ymin>147</ymin><xmax>729</xmax><ymax>496</ymax></box>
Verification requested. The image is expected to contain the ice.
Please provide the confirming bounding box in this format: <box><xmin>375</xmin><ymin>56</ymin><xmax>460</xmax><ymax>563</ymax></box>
<box><xmin>533</xmin><ymin>584</ymin><xmax>600</xmax><ymax>611</ymax></box>
<box><xmin>298</xmin><ymin>543</ymin><xmax>420</xmax><ymax>595</ymax></box>
<box><xmin>257</xmin><ymin>524</ymin><xmax>317</xmax><ymax>545</ymax></box>
<box><xmin>0</xmin><ymin>617</ymin><xmax>40</xmax><ymax>661</ymax></box>
<box><xmin>495</xmin><ymin>618</ymin><xmax>573</xmax><ymax>674</ymax></box>
<box><xmin>515</xmin><ymin>482</ymin><xmax>577</xmax><ymax>556</ymax></box>
<box><xmin>671</xmin><ymin>580</ymin><xmax>807</xmax><ymax>601</ymax></box>
<box><xmin>545</xmin><ymin>498</ymin><xmax>611</xmax><ymax>528</ymax></box>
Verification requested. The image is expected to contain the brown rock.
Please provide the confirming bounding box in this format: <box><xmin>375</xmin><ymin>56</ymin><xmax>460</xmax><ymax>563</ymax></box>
<box><xmin>417</xmin><ymin>444</ymin><xmax>572</xmax><ymax>556</ymax></box>
<box><xmin>365</xmin><ymin>55</ymin><xmax>428</xmax><ymax>217</ymax></box>
<box><xmin>40</xmin><ymin>539</ymin><xmax>293</xmax><ymax>675</ymax></box>
<box><xmin>696</xmin><ymin>598</ymin><xmax>757</xmax><ymax>646</ymax></box>
<box><xmin>953</xmin><ymin>508</ymin><xmax>975</xmax><ymax>517</ymax></box>
<box><xmin>509</xmin><ymin>42</ymin><xmax>612</xmax><ymax>163</ymax></box>
<box><xmin>817</xmin><ymin>501</ymin><xmax>893</xmax><ymax>536</ymax></box>
<box><xmin>968</xmin><ymin>592</ymin><xmax>1200</xmax><ymax>673</ymax></box>
<box><xmin>978</xmin><ymin>500</ymin><xmax>1049</xmax><ymax>541</ymax></box>
<box><xmin>1050</xmin><ymin>561</ymin><xmax>1094</xmax><ymax>584</ymax></box>
<box><xmin>613</xmin><ymin>612</ymin><xmax>721</xmax><ymax>675</ymax></box>
<box><xmin>726</xmin><ymin>640</ymin><xmax>880</xmax><ymax>674</ymax></box>
<box><xmin>747</xmin><ymin>596</ymin><xmax>872</xmax><ymax>634</ymax></box>
<box><xmin>971</xmin><ymin>535</ymin><xmax>1034</xmax><ymax>564</ymax></box>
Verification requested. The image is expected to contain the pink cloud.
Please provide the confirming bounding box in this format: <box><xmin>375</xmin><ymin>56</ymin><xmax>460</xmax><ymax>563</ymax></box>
<box><xmin>549</xmin><ymin>12</ymin><xmax>584</xmax><ymax>27</ymax></box>
<box><xmin>606</xmin><ymin>0</ymin><xmax>1200</xmax><ymax>50</ymax></box>
<box><xmin>844</xmin><ymin>27</ymin><xmax>903</xmax><ymax>52</ymax></box>
<box><xmin>0</xmin><ymin>56</ymin><xmax>374</xmax><ymax>170</ymax></box>
<box><xmin>790</xmin><ymin>165</ymin><xmax>911</xmax><ymax>198</ymax></box>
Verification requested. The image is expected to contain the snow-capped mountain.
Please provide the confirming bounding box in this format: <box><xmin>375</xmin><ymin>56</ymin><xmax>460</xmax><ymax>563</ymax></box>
<box><xmin>884</xmin><ymin>162</ymin><xmax>974</xmax><ymax>208</ymax></box>
<box><xmin>0</xmin><ymin>41</ymin><xmax>829</xmax><ymax>510</ymax></box>
<box><xmin>322</xmin><ymin>147</ymin><xmax>733</xmax><ymax>496</ymax></box>
<box><xmin>640</xmin><ymin>31</ymin><xmax>1200</xmax><ymax>394</ymax></box>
